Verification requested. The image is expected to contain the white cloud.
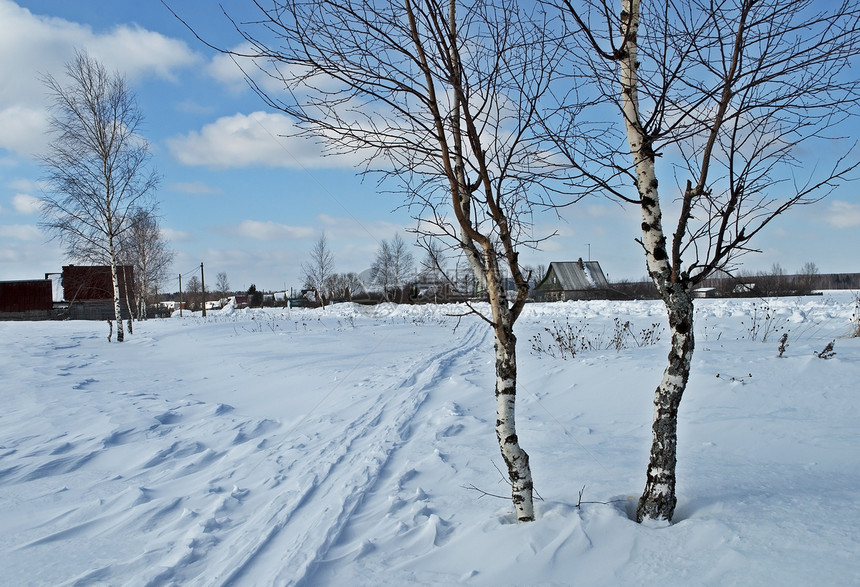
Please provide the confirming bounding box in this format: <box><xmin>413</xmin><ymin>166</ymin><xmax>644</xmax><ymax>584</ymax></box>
<box><xmin>207</xmin><ymin>42</ymin><xmax>342</xmax><ymax>96</ymax></box>
<box><xmin>0</xmin><ymin>238</ymin><xmax>64</xmax><ymax>276</ymax></box>
<box><xmin>0</xmin><ymin>106</ymin><xmax>50</xmax><ymax>157</ymax></box>
<box><xmin>0</xmin><ymin>0</ymin><xmax>200</xmax><ymax>158</ymax></box>
<box><xmin>12</xmin><ymin>193</ymin><xmax>41</xmax><ymax>214</ymax></box>
<box><xmin>229</xmin><ymin>220</ymin><xmax>315</xmax><ymax>241</ymax></box>
<box><xmin>161</xmin><ymin>227</ymin><xmax>192</xmax><ymax>243</ymax></box>
<box><xmin>7</xmin><ymin>178</ymin><xmax>41</xmax><ymax>192</ymax></box>
<box><xmin>207</xmin><ymin>51</ymin><xmax>250</xmax><ymax>92</ymax></box>
<box><xmin>0</xmin><ymin>223</ymin><xmax>42</xmax><ymax>241</ymax></box>
<box><xmin>171</xmin><ymin>246</ymin><xmax>305</xmax><ymax>292</ymax></box>
<box><xmin>175</xmin><ymin>100</ymin><xmax>216</xmax><ymax>116</ymax></box>
<box><xmin>86</xmin><ymin>24</ymin><xmax>199</xmax><ymax>82</ymax></box>
<box><xmin>169</xmin><ymin>181</ymin><xmax>223</xmax><ymax>195</ymax></box>
<box><xmin>315</xmin><ymin>213</ymin><xmax>410</xmax><ymax>242</ymax></box>
<box><xmin>823</xmin><ymin>200</ymin><xmax>860</xmax><ymax>228</ymax></box>
<box><xmin>166</xmin><ymin>111</ymin><xmax>358</xmax><ymax>169</ymax></box>
<box><xmin>540</xmin><ymin>238</ymin><xmax>571</xmax><ymax>253</ymax></box>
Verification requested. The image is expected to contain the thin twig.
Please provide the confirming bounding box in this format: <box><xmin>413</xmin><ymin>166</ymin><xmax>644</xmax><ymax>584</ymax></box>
<box><xmin>575</xmin><ymin>485</ymin><xmax>628</xmax><ymax>509</ymax></box>
<box><xmin>462</xmin><ymin>483</ymin><xmax>509</xmax><ymax>500</ymax></box>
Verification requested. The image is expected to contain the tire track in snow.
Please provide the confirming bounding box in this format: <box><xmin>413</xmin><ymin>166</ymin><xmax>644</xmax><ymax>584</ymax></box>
<box><xmin>199</xmin><ymin>321</ymin><xmax>489</xmax><ymax>587</ymax></box>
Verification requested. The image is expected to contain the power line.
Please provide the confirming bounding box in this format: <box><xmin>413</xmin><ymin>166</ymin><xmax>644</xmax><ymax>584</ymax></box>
<box><xmin>180</xmin><ymin>265</ymin><xmax>200</xmax><ymax>279</ymax></box>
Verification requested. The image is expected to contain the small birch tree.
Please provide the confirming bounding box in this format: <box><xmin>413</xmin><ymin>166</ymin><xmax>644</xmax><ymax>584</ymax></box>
<box><xmin>301</xmin><ymin>232</ymin><xmax>335</xmax><ymax>306</ymax></box>
<box><xmin>215</xmin><ymin>271</ymin><xmax>231</xmax><ymax>302</ymax></box>
<box><xmin>185</xmin><ymin>275</ymin><xmax>202</xmax><ymax>311</ymax></box>
<box><xmin>40</xmin><ymin>52</ymin><xmax>159</xmax><ymax>341</ymax></box>
<box><xmin>119</xmin><ymin>208</ymin><xmax>174</xmax><ymax>319</ymax></box>
<box><xmin>418</xmin><ymin>239</ymin><xmax>448</xmax><ymax>302</ymax></box>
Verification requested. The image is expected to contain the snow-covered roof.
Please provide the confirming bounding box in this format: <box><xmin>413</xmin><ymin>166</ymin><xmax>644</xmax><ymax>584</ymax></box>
<box><xmin>536</xmin><ymin>260</ymin><xmax>609</xmax><ymax>291</ymax></box>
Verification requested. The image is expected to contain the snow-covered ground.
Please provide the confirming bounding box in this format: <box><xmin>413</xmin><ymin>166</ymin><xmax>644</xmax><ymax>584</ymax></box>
<box><xmin>1</xmin><ymin>293</ymin><xmax>858</xmax><ymax>586</ymax></box>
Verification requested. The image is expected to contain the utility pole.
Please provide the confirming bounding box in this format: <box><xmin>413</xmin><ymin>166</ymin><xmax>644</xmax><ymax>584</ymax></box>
<box><xmin>200</xmin><ymin>262</ymin><xmax>207</xmax><ymax>317</ymax></box>
<box><xmin>179</xmin><ymin>273</ymin><xmax>183</xmax><ymax>317</ymax></box>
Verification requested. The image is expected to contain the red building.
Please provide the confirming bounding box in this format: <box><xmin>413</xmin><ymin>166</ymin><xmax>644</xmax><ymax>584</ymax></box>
<box><xmin>62</xmin><ymin>265</ymin><xmax>134</xmax><ymax>320</ymax></box>
<box><xmin>1</xmin><ymin>265</ymin><xmax>135</xmax><ymax>321</ymax></box>
<box><xmin>62</xmin><ymin>265</ymin><xmax>133</xmax><ymax>302</ymax></box>
<box><xmin>0</xmin><ymin>280</ymin><xmax>53</xmax><ymax>319</ymax></box>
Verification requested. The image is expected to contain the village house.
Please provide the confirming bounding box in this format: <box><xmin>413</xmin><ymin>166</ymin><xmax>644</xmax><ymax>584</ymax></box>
<box><xmin>0</xmin><ymin>265</ymin><xmax>135</xmax><ymax>321</ymax></box>
<box><xmin>60</xmin><ymin>265</ymin><xmax>135</xmax><ymax>320</ymax></box>
<box><xmin>0</xmin><ymin>279</ymin><xmax>54</xmax><ymax>320</ymax></box>
<box><xmin>533</xmin><ymin>259</ymin><xmax>611</xmax><ymax>301</ymax></box>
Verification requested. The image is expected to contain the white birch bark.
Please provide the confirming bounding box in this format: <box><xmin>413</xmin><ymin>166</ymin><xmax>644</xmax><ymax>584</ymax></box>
<box><xmin>619</xmin><ymin>0</ymin><xmax>695</xmax><ymax>522</ymax></box>
<box><xmin>636</xmin><ymin>290</ymin><xmax>693</xmax><ymax>522</ymax></box>
<box><xmin>122</xmin><ymin>266</ymin><xmax>135</xmax><ymax>334</ymax></box>
<box><xmin>109</xmin><ymin>245</ymin><xmax>125</xmax><ymax>343</ymax></box>
<box><xmin>490</xmin><ymin>273</ymin><xmax>534</xmax><ymax>522</ymax></box>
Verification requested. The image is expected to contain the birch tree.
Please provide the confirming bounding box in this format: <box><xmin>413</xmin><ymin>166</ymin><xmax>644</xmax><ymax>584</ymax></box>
<box><xmin>371</xmin><ymin>234</ymin><xmax>415</xmax><ymax>301</ymax></box>
<box><xmin>556</xmin><ymin>0</ymin><xmax>860</xmax><ymax>521</ymax></box>
<box><xmin>328</xmin><ymin>272</ymin><xmax>364</xmax><ymax>301</ymax></box>
<box><xmin>119</xmin><ymin>208</ymin><xmax>174</xmax><ymax>319</ymax></box>
<box><xmin>40</xmin><ymin>52</ymin><xmax>159</xmax><ymax>341</ymax></box>
<box><xmin>185</xmin><ymin>275</ymin><xmax>202</xmax><ymax>311</ymax></box>
<box><xmin>418</xmin><ymin>239</ymin><xmax>448</xmax><ymax>301</ymax></box>
<box><xmin>182</xmin><ymin>0</ymin><xmax>575</xmax><ymax>521</ymax></box>
<box><xmin>301</xmin><ymin>232</ymin><xmax>335</xmax><ymax>306</ymax></box>
<box><xmin>216</xmin><ymin>271</ymin><xmax>231</xmax><ymax>300</ymax></box>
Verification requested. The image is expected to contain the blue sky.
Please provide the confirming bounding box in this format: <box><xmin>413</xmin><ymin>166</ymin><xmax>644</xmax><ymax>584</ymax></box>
<box><xmin>1</xmin><ymin>0</ymin><xmax>858</xmax><ymax>294</ymax></box>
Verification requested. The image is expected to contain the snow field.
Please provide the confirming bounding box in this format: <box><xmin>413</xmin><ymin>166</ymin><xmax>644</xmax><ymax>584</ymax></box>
<box><xmin>1</xmin><ymin>293</ymin><xmax>858</xmax><ymax>585</ymax></box>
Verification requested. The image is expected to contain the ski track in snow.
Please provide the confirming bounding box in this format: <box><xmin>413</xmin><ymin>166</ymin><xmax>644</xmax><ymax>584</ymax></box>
<box><xmin>210</xmin><ymin>321</ymin><xmax>488</xmax><ymax>587</ymax></box>
<box><xmin>0</xmin><ymin>314</ymin><xmax>490</xmax><ymax>586</ymax></box>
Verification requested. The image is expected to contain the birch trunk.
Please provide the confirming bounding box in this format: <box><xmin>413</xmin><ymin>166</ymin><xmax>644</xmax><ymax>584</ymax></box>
<box><xmin>122</xmin><ymin>266</ymin><xmax>134</xmax><ymax>334</ymax></box>
<box><xmin>493</xmin><ymin>310</ymin><xmax>534</xmax><ymax>522</ymax></box>
<box><xmin>474</xmin><ymin>231</ymin><xmax>534</xmax><ymax>521</ymax></box>
<box><xmin>619</xmin><ymin>0</ymin><xmax>695</xmax><ymax>522</ymax></box>
<box><xmin>636</xmin><ymin>287</ymin><xmax>694</xmax><ymax>522</ymax></box>
<box><xmin>109</xmin><ymin>237</ymin><xmax>125</xmax><ymax>343</ymax></box>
